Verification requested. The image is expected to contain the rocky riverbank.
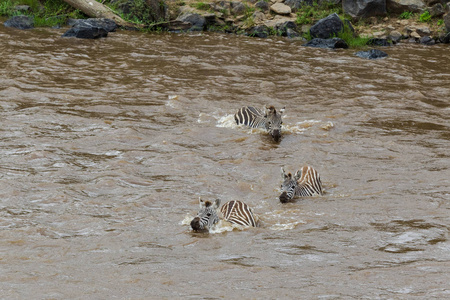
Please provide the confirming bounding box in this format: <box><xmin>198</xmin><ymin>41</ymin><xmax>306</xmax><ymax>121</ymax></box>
<box><xmin>2</xmin><ymin>0</ymin><xmax>450</xmax><ymax>47</ymax></box>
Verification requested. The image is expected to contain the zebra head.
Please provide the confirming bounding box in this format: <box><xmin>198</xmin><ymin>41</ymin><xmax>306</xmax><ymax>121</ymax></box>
<box><xmin>190</xmin><ymin>198</ymin><xmax>221</xmax><ymax>232</ymax></box>
<box><xmin>279</xmin><ymin>167</ymin><xmax>301</xmax><ymax>203</ymax></box>
<box><xmin>264</xmin><ymin>105</ymin><xmax>285</xmax><ymax>142</ymax></box>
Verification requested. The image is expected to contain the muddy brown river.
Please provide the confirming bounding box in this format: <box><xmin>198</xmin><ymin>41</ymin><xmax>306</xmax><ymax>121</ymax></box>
<box><xmin>0</xmin><ymin>25</ymin><xmax>449</xmax><ymax>299</ymax></box>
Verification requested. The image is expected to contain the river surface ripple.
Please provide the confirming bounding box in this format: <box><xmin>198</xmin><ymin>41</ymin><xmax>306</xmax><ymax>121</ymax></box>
<box><xmin>0</xmin><ymin>26</ymin><xmax>449</xmax><ymax>299</ymax></box>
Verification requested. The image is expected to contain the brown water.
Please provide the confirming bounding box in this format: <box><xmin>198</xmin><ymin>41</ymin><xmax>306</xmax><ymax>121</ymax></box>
<box><xmin>0</xmin><ymin>25</ymin><xmax>449</xmax><ymax>299</ymax></box>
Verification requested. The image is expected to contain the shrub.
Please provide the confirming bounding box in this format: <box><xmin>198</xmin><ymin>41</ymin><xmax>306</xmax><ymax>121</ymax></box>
<box><xmin>419</xmin><ymin>10</ymin><xmax>431</xmax><ymax>22</ymax></box>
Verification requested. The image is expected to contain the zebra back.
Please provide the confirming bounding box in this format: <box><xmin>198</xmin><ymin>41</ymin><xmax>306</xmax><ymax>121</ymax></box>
<box><xmin>220</xmin><ymin>200</ymin><xmax>258</xmax><ymax>227</ymax></box>
<box><xmin>296</xmin><ymin>166</ymin><xmax>323</xmax><ymax>196</ymax></box>
<box><xmin>234</xmin><ymin>106</ymin><xmax>266</xmax><ymax>129</ymax></box>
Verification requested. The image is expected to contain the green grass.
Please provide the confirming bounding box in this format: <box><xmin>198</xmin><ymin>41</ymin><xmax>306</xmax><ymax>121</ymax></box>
<box><xmin>337</xmin><ymin>28</ymin><xmax>370</xmax><ymax>48</ymax></box>
<box><xmin>190</xmin><ymin>1</ymin><xmax>210</xmax><ymax>11</ymax></box>
<box><xmin>399</xmin><ymin>11</ymin><xmax>413</xmax><ymax>19</ymax></box>
<box><xmin>295</xmin><ymin>1</ymin><xmax>342</xmax><ymax>26</ymax></box>
<box><xmin>0</xmin><ymin>0</ymin><xmax>86</xmax><ymax>26</ymax></box>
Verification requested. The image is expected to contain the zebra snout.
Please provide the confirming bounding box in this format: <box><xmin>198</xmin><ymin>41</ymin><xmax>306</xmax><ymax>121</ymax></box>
<box><xmin>272</xmin><ymin>130</ymin><xmax>281</xmax><ymax>142</ymax></box>
<box><xmin>190</xmin><ymin>217</ymin><xmax>202</xmax><ymax>231</ymax></box>
<box><xmin>279</xmin><ymin>192</ymin><xmax>290</xmax><ymax>203</ymax></box>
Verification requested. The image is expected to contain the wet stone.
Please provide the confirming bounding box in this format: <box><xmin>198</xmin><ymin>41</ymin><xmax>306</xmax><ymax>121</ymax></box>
<box><xmin>355</xmin><ymin>49</ymin><xmax>388</xmax><ymax>59</ymax></box>
<box><xmin>4</xmin><ymin>15</ymin><xmax>34</xmax><ymax>30</ymax></box>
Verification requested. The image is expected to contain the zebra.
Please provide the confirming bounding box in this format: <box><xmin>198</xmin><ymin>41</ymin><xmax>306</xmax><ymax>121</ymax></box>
<box><xmin>279</xmin><ymin>166</ymin><xmax>323</xmax><ymax>203</ymax></box>
<box><xmin>190</xmin><ymin>198</ymin><xmax>258</xmax><ymax>232</ymax></box>
<box><xmin>234</xmin><ymin>105</ymin><xmax>285</xmax><ymax>142</ymax></box>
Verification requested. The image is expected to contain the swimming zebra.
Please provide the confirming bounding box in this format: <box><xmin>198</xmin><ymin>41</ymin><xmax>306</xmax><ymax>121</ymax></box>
<box><xmin>190</xmin><ymin>198</ymin><xmax>258</xmax><ymax>232</ymax></box>
<box><xmin>279</xmin><ymin>166</ymin><xmax>323</xmax><ymax>203</ymax></box>
<box><xmin>234</xmin><ymin>105</ymin><xmax>285</xmax><ymax>142</ymax></box>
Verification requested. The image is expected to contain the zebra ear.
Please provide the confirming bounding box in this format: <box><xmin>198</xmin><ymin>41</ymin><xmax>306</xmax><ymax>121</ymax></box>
<box><xmin>294</xmin><ymin>169</ymin><xmax>302</xmax><ymax>181</ymax></box>
<box><xmin>214</xmin><ymin>199</ymin><xmax>221</xmax><ymax>208</ymax></box>
<box><xmin>281</xmin><ymin>167</ymin><xmax>288</xmax><ymax>179</ymax></box>
<box><xmin>199</xmin><ymin>197</ymin><xmax>205</xmax><ymax>208</ymax></box>
<box><xmin>280</xmin><ymin>107</ymin><xmax>285</xmax><ymax>114</ymax></box>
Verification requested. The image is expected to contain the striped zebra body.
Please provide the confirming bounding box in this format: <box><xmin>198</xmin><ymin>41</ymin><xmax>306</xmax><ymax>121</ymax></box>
<box><xmin>220</xmin><ymin>200</ymin><xmax>257</xmax><ymax>227</ymax></box>
<box><xmin>279</xmin><ymin>166</ymin><xmax>323</xmax><ymax>203</ymax></box>
<box><xmin>190</xmin><ymin>198</ymin><xmax>258</xmax><ymax>232</ymax></box>
<box><xmin>234</xmin><ymin>105</ymin><xmax>285</xmax><ymax>142</ymax></box>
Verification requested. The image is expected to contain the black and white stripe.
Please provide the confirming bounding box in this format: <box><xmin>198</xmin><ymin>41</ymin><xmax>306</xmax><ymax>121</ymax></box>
<box><xmin>234</xmin><ymin>106</ymin><xmax>267</xmax><ymax>129</ymax></box>
<box><xmin>234</xmin><ymin>105</ymin><xmax>285</xmax><ymax>142</ymax></box>
<box><xmin>279</xmin><ymin>166</ymin><xmax>323</xmax><ymax>203</ymax></box>
<box><xmin>220</xmin><ymin>200</ymin><xmax>258</xmax><ymax>227</ymax></box>
<box><xmin>190</xmin><ymin>199</ymin><xmax>258</xmax><ymax>231</ymax></box>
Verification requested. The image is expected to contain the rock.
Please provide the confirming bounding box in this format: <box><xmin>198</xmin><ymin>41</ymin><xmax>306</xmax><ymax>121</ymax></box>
<box><xmin>355</xmin><ymin>49</ymin><xmax>388</xmax><ymax>59</ymax></box>
<box><xmin>62</xmin><ymin>26</ymin><xmax>108</xmax><ymax>39</ymax></box>
<box><xmin>255</xmin><ymin>0</ymin><xmax>269</xmax><ymax>11</ymax></box>
<box><xmin>444</xmin><ymin>13</ymin><xmax>450</xmax><ymax>32</ymax></box>
<box><xmin>440</xmin><ymin>32</ymin><xmax>450</xmax><ymax>43</ymax></box>
<box><xmin>430</xmin><ymin>3</ymin><xmax>445</xmax><ymax>17</ymax></box>
<box><xmin>211</xmin><ymin>1</ymin><xmax>230</xmax><ymax>13</ymax></box>
<box><xmin>286</xmin><ymin>28</ymin><xmax>302</xmax><ymax>39</ymax></box>
<box><xmin>14</xmin><ymin>5</ymin><xmax>31</xmax><ymax>12</ymax></box>
<box><xmin>284</xmin><ymin>0</ymin><xmax>303</xmax><ymax>11</ymax></box>
<box><xmin>247</xmin><ymin>25</ymin><xmax>270</xmax><ymax>38</ymax></box>
<box><xmin>310</xmin><ymin>13</ymin><xmax>344</xmax><ymax>39</ymax></box>
<box><xmin>386</xmin><ymin>0</ymin><xmax>426</xmax><ymax>13</ymax></box>
<box><xmin>367</xmin><ymin>38</ymin><xmax>392</xmax><ymax>46</ymax></box>
<box><xmin>424</xmin><ymin>0</ymin><xmax>441</xmax><ymax>5</ymax></box>
<box><xmin>231</xmin><ymin>2</ymin><xmax>246</xmax><ymax>15</ymax></box>
<box><xmin>4</xmin><ymin>15</ymin><xmax>34</xmax><ymax>30</ymax></box>
<box><xmin>416</xmin><ymin>26</ymin><xmax>431</xmax><ymax>36</ymax></box>
<box><xmin>343</xmin><ymin>0</ymin><xmax>387</xmax><ymax>19</ymax></box>
<box><xmin>274</xmin><ymin>20</ymin><xmax>297</xmax><ymax>36</ymax></box>
<box><xmin>388</xmin><ymin>30</ymin><xmax>404</xmax><ymax>42</ymax></box>
<box><xmin>411</xmin><ymin>31</ymin><xmax>421</xmax><ymax>38</ymax></box>
<box><xmin>68</xmin><ymin>18</ymin><xmax>117</xmax><ymax>33</ymax></box>
<box><xmin>270</xmin><ymin>3</ymin><xmax>292</xmax><ymax>15</ymax></box>
<box><xmin>303</xmin><ymin>37</ymin><xmax>349</xmax><ymax>49</ymax></box>
<box><xmin>252</xmin><ymin>11</ymin><xmax>266</xmax><ymax>23</ymax></box>
<box><xmin>176</xmin><ymin>12</ymin><xmax>206</xmax><ymax>31</ymax></box>
<box><xmin>419</xmin><ymin>35</ymin><xmax>435</xmax><ymax>45</ymax></box>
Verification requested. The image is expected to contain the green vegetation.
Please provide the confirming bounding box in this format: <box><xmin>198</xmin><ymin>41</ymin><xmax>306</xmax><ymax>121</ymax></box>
<box><xmin>337</xmin><ymin>28</ymin><xmax>370</xmax><ymax>48</ymax></box>
<box><xmin>0</xmin><ymin>0</ymin><xmax>85</xmax><ymax>26</ymax></box>
<box><xmin>399</xmin><ymin>11</ymin><xmax>413</xmax><ymax>19</ymax></box>
<box><xmin>419</xmin><ymin>10</ymin><xmax>431</xmax><ymax>23</ymax></box>
<box><xmin>190</xmin><ymin>1</ymin><xmax>210</xmax><ymax>11</ymax></box>
<box><xmin>295</xmin><ymin>1</ymin><xmax>342</xmax><ymax>26</ymax></box>
<box><xmin>437</xmin><ymin>19</ymin><xmax>444</xmax><ymax>26</ymax></box>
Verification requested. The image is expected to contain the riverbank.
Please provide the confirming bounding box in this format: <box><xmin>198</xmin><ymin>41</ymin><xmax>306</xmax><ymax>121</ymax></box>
<box><xmin>2</xmin><ymin>0</ymin><xmax>450</xmax><ymax>45</ymax></box>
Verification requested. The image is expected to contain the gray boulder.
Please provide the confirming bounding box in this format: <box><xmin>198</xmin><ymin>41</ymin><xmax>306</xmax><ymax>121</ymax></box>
<box><xmin>275</xmin><ymin>21</ymin><xmax>297</xmax><ymax>36</ymax></box>
<box><xmin>176</xmin><ymin>12</ymin><xmax>206</xmax><ymax>31</ymax></box>
<box><xmin>68</xmin><ymin>18</ymin><xmax>117</xmax><ymax>32</ymax></box>
<box><xmin>367</xmin><ymin>38</ymin><xmax>392</xmax><ymax>46</ymax></box>
<box><xmin>444</xmin><ymin>13</ymin><xmax>450</xmax><ymax>32</ymax></box>
<box><xmin>355</xmin><ymin>49</ymin><xmax>388</xmax><ymax>59</ymax></box>
<box><xmin>231</xmin><ymin>2</ymin><xmax>246</xmax><ymax>15</ymax></box>
<box><xmin>62</xmin><ymin>26</ymin><xmax>108</xmax><ymax>39</ymax></box>
<box><xmin>343</xmin><ymin>0</ymin><xmax>386</xmax><ymax>19</ymax></box>
<box><xmin>419</xmin><ymin>35</ymin><xmax>435</xmax><ymax>45</ymax></box>
<box><xmin>430</xmin><ymin>3</ymin><xmax>445</xmax><ymax>17</ymax></box>
<box><xmin>255</xmin><ymin>1</ymin><xmax>269</xmax><ymax>11</ymax></box>
<box><xmin>310</xmin><ymin>13</ymin><xmax>344</xmax><ymax>39</ymax></box>
<box><xmin>303</xmin><ymin>37</ymin><xmax>349</xmax><ymax>49</ymax></box>
<box><xmin>247</xmin><ymin>25</ymin><xmax>270</xmax><ymax>38</ymax></box>
<box><xmin>440</xmin><ymin>32</ymin><xmax>450</xmax><ymax>43</ymax></box>
<box><xmin>386</xmin><ymin>0</ymin><xmax>425</xmax><ymax>13</ymax></box>
<box><xmin>4</xmin><ymin>15</ymin><xmax>34</xmax><ymax>29</ymax></box>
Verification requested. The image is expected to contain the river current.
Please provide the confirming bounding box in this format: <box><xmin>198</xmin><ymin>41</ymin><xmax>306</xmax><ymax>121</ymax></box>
<box><xmin>0</xmin><ymin>25</ymin><xmax>449</xmax><ymax>298</ymax></box>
